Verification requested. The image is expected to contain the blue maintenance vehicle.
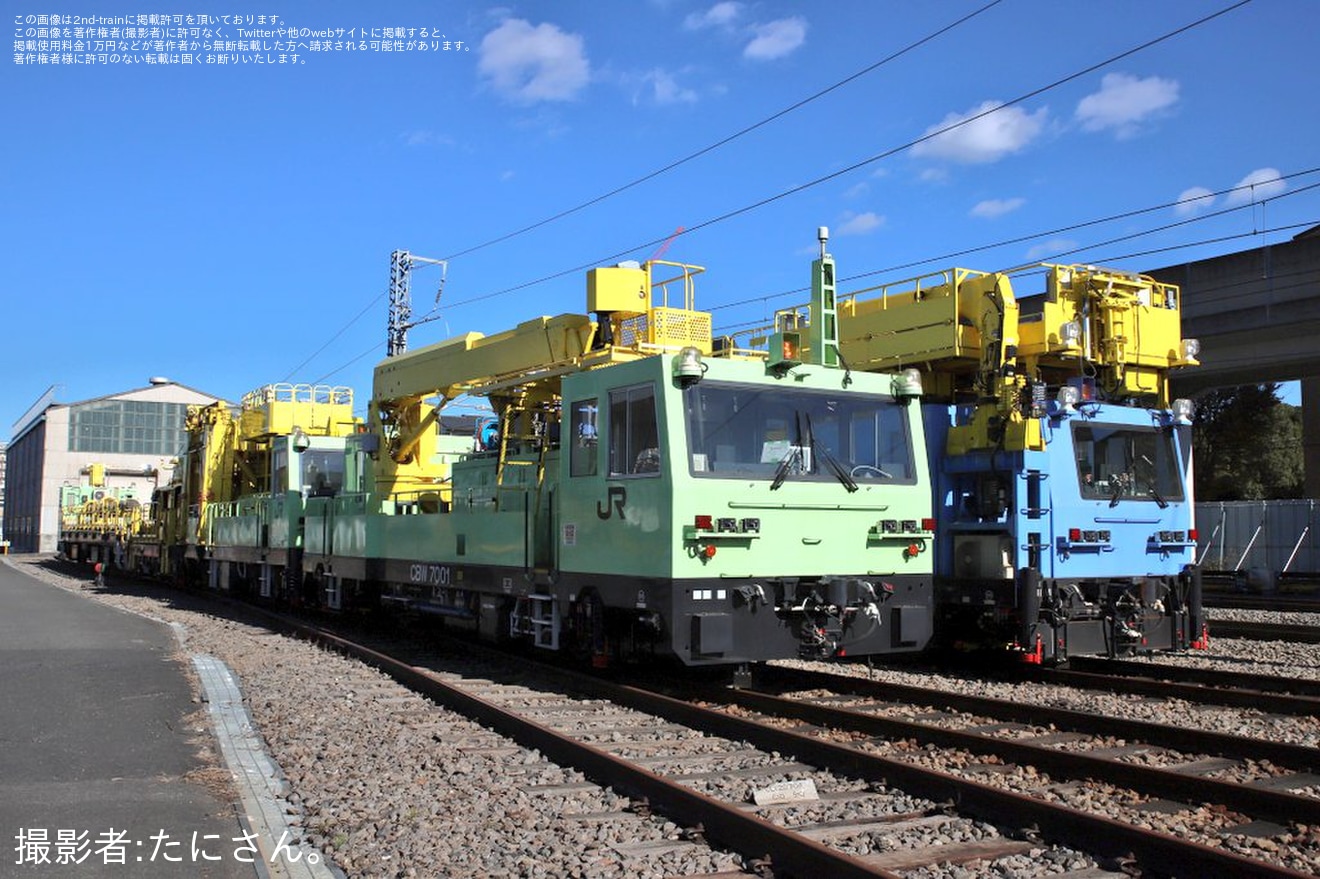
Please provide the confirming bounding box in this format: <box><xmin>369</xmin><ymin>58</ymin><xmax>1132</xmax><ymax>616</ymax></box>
<box><xmin>824</xmin><ymin>256</ymin><xmax>1205</xmax><ymax>661</ymax></box>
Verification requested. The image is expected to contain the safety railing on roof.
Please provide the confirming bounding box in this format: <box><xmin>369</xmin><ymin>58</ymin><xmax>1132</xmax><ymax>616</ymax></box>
<box><xmin>613</xmin><ymin>260</ymin><xmax>713</xmax><ymax>353</ymax></box>
<box><xmin>241</xmin><ymin>383</ymin><xmax>354</xmax><ymax>409</ymax></box>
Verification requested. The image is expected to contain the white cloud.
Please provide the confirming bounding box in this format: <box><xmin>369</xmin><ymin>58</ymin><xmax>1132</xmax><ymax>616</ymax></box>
<box><xmin>401</xmin><ymin>130</ymin><xmax>454</xmax><ymax>148</ymax></box>
<box><xmin>1075</xmin><ymin>72</ymin><xmax>1179</xmax><ymax>138</ymax></box>
<box><xmin>970</xmin><ymin>197</ymin><xmax>1025</xmax><ymax>219</ymax></box>
<box><xmin>1174</xmin><ymin>186</ymin><xmax>1215</xmax><ymax>216</ymax></box>
<box><xmin>842</xmin><ymin>182</ymin><xmax>870</xmax><ymax>200</ymax></box>
<box><xmin>637</xmin><ymin>68</ymin><xmax>697</xmax><ymax>105</ymax></box>
<box><xmin>684</xmin><ymin>7</ymin><xmax>805</xmax><ymax>63</ymax></box>
<box><xmin>919</xmin><ymin>167</ymin><xmax>949</xmax><ymax>184</ymax></box>
<box><xmin>478</xmin><ymin>19</ymin><xmax>589</xmax><ymax>104</ymax></box>
<box><xmin>744</xmin><ymin>17</ymin><xmax>806</xmax><ymax>61</ymax></box>
<box><xmin>1026</xmin><ymin>239</ymin><xmax>1079</xmax><ymax>262</ymax></box>
<box><xmin>684</xmin><ymin>2</ymin><xmax>742</xmax><ymax>30</ymax></box>
<box><xmin>836</xmin><ymin>211</ymin><xmax>885</xmax><ymax>236</ymax></box>
<box><xmin>1225</xmin><ymin>167</ymin><xmax>1286</xmax><ymax>207</ymax></box>
<box><xmin>913</xmin><ymin>101</ymin><xmax>1047</xmax><ymax>164</ymax></box>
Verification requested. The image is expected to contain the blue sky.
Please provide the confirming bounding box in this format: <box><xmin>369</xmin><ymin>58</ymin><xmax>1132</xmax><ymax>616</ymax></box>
<box><xmin>4</xmin><ymin>0</ymin><xmax>1317</xmax><ymax>433</ymax></box>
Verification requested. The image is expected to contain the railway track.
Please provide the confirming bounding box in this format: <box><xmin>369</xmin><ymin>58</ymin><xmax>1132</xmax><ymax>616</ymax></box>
<box><xmin>1016</xmin><ymin>658</ymin><xmax>1320</xmax><ymax>716</ymax></box>
<box><xmin>1199</xmin><ymin>589</ymin><xmax>1320</xmax><ymax>640</ymax></box>
<box><xmin>750</xmin><ymin>663</ymin><xmax>1320</xmax><ymax>772</ymax></box>
<box><xmin>1209</xmin><ymin>619</ymin><xmax>1320</xmax><ymax>644</ymax></box>
<box><xmin>28</xmin><ymin>557</ymin><xmax>1320</xmax><ymax>876</ymax></box>
<box><xmin>1064</xmin><ymin>656</ymin><xmax>1320</xmax><ymax>697</ymax></box>
<box><xmin>709</xmin><ymin>664</ymin><xmax>1320</xmax><ymax>827</ymax></box>
<box><xmin>1204</xmin><ymin>593</ymin><xmax>1320</xmax><ymax>614</ymax></box>
<box><xmin>271</xmin><ymin>615</ymin><xmax>1314</xmax><ymax>877</ymax></box>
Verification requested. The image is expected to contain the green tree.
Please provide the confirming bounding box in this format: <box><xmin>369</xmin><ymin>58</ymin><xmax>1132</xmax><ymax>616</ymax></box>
<box><xmin>1192</xmin><ymin>383</ymin><xmax>1303</xmax><ymax>500</ymax></box>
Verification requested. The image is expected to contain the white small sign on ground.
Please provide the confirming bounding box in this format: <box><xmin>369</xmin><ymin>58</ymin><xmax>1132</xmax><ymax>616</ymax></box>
<box><xmin>751</xmin><ymin>778</ymin><xmax>819</xmax><ymax>806</ymax></box>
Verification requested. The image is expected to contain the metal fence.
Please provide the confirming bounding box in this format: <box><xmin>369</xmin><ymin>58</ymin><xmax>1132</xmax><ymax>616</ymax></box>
<box><xmin>1195</xmin><ymin>500</ymin><xmax>1320</xmax><ymax>582</ymax></box>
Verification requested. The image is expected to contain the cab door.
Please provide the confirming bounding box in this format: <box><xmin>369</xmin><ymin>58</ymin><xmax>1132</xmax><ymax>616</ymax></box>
<box><xmin>558</xmin><ymin>368</ymin><xmax>670</xmax><ymax>579</ymax></box>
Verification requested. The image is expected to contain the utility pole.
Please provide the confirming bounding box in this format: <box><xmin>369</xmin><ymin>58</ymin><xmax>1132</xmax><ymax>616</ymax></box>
<box><xmin>386</xmin><ymin>250</ymin><xmax>447</xmax><ymax>357</ymax></box>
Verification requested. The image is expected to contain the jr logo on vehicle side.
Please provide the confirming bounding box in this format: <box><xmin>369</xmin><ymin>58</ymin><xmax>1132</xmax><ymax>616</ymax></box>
<box><xmin>597</xmin><ymin>485</ymin><xmax>626</xmax><ymax>520</ymax></box>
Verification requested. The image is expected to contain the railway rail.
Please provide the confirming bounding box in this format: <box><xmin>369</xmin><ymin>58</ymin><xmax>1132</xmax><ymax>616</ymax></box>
<box><xmin>21</xmin><ymin>556</ymin><xmax>1320</xmax><ymax>876</ymax></box>
<box><xmin>1063</xmin><ymin>655</ymin><xmax>1320</xmax><ymax>697</ymax></box>
<box><xmin>1016</xmin><ymin>660</ymin><xmax>1320</xmax><ymax>716</ymax></box>
<box><xmin>274</xmin><ymin>617</ymin><xmax>1314</xmax><ymax>877</ymax></box>
<box><xmin>1204</xmin><ymin>593</ymin><xmax>1320</xmax><ymax>614</ymax></box>
<box><xmin>748</xmin><ymin>664</ymin><xmax>1320</xmax><ymax>772</ymax></box>
<box><xmin>1209</xmin><ymin>620</ymin><xmax>1320</xmax><ymax>644</ymax></box>
<box><xmin>685</xmin><ymin>682</ymin><xmax>1320</xmax><ymax>829</ymax></box>
<box><xmin>700</xmin><ymin>664</ymin><xmax>1320</xmax><ymax>826</ymax></box>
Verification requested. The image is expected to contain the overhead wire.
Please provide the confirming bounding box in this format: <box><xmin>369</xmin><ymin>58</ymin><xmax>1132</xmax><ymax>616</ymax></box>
<box><xmin>709</xmin><ymin>181</ymin><xmax>1320</xmax><ymax>335</ymax></box>
<box><xmin>711</xmin><ymin>221</ymin><xmax>1320</xmax><ymax>356</ymax></box>
<box><xmin>279</xmin><ymin>290</ymin><xmax>387</xmax><ymax>383</ymax></box>
<box><xmin>710</xmin><ymin>219</ymin><xmax>1320</xmax><ymax>338</ymax></box>
<box><xmin>708</xmin><ymin>167</ymin><xmax>1320</xmax><ymax>313</ymax></box>
<box><xmin>307</xmin><ymin>0</ymin><xmax>1256</xmax><ymax>382</ymax></box>
<box><xmin>435</xmin><ymin>0</ymin><xmax>1254</xmax><ymax>313</ymax></box>
<box><xmin>315</xmin><ymin>204</ymin><xmax>1318</xmax><ymax>388</ymax></box>
<box><xmin>310</xmin><ymin>341</ymin><xmax>381</xmax><ymax>386</ymax></box>
<box><xmin>1014</xmin><ymin>186</ymin><xmax>1320</xmax><ymax>266</ymax></box>
<box><xmin>282</xmin><ymin>2</ymin><xmax>1005</xmax><ymax>380</ymax></box>
<box><xmin>437</xmin><ymin>0</ymin><xmax>1006</xmax><ymax>263</ymax></box>
<box><xmin>1057</xmin><ymin>219</ymin><xmax>1320</xmax><ymax>268</ymax></box>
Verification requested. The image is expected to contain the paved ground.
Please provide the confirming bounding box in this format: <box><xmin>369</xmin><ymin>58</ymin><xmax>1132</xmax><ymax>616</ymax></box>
<box><xmin>0</xmin><ymin>562</ymin><xmax>256</xmax><ymax>878</ymax></box>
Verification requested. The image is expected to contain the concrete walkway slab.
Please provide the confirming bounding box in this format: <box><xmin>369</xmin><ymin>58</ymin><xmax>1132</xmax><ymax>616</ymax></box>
<box><xmin>0</xmin><ymin>562</ymin><xmax>253</xmax><ymax>878</ymax></box>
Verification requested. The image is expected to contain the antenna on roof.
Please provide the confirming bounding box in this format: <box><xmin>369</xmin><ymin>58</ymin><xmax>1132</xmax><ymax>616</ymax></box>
<box><xmin>649</xmin><ymin>226</ymin><xmax>685</xmax><ymax>262</ymax></box>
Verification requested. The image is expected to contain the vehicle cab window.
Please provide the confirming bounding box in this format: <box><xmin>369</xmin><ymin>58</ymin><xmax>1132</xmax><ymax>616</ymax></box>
<box><xmin>570</xmin><ymin>399</ymin><xmax>599</xmax><ymax>477</ymax></box>
<box><xmin>608</xmin><ymin>384</ymin><xmax>660</xmax><ymax>477</ymax></box>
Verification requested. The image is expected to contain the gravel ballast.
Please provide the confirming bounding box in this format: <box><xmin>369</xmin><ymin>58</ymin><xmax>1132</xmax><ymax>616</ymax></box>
<box><xmin>11</xmin><ymin>555</ymin><xmax>1319</xmax><ymax>877</ymax></box>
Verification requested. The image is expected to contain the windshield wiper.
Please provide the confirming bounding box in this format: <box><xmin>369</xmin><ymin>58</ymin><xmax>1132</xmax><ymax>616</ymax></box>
<box><xmin>1148</xmin><ymin>488</ymin><xmax>1169</xmax><ymax>509</ymax></box>
<box><xmin>806</xmin><ymin>413</ymin><xmax>858</xmax><ymax>493</ymax></box>
<box><xmin>770</xmin><ymin>446</ymin><xmax>802</xmax><ymax>491</ymax></box>
<box><xmin>771</xmin><ymin>412</ymin><xmax>806</xmax><ymax>491</ymax></box>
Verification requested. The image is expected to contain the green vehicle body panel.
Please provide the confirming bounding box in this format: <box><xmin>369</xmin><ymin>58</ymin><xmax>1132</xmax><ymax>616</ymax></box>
<box><xmin>207</xmin><ymin>345</ymin><xmax>937</xmax><ymax>664</ymax></box>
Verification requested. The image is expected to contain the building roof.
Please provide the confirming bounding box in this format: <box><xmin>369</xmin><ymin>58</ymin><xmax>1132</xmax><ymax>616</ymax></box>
<box><xmin>10</xmin><ymin>380</ymin><xmax>228</xmax><ymax>444</ymax></box>
<box><xmin>60</xmin><ymin>380</ymin><xmax>226</xmax><ymax>411</ymax></box>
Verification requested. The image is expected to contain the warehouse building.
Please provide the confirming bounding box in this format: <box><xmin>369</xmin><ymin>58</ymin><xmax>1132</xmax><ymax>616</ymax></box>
<box><xmin>0</xmin><ymin>441</ymin><xmax>7</xmax><ymax>547</ymax></box>
<box><xmin>4</xmin><ymin>378</ymin><xmax>226</xmax><ymax>553</ymax></box>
